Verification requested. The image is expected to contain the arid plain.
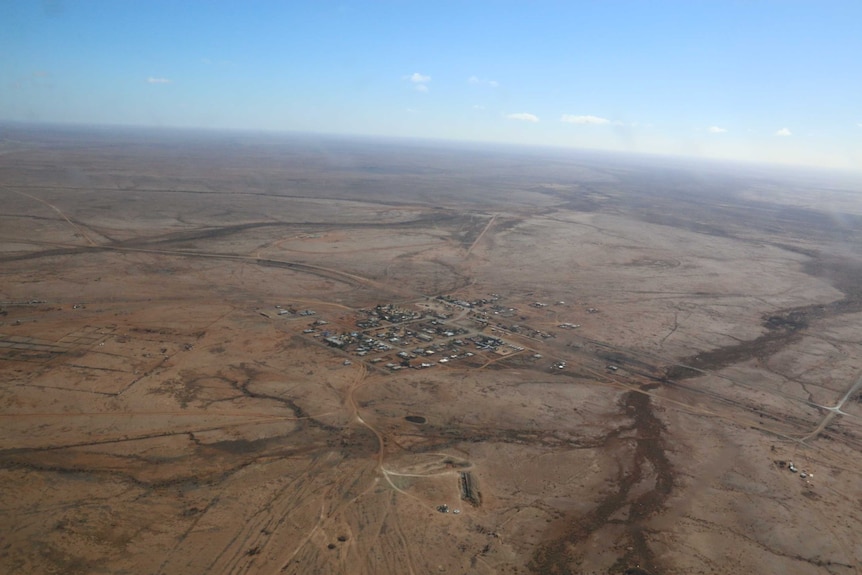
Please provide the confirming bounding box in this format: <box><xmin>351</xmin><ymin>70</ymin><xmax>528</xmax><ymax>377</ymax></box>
<box><xmin>2</xmin><ymin>125</ymin><xmax>861</xmax><ymax>575</ymax></box>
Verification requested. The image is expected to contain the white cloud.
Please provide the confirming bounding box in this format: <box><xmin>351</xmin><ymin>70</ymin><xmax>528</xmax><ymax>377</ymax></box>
<box><xmin>506</xmin><ymin>112</ymin><xmax>539</xmax><ymax>123</ymax></box>
<box><xmin>405</xmin><ymin>72</ymin><xmax>430</xmax><ymax>92</ymax></box>
<box><xmin>468</xmin><ymin>76</ymin><xmax>499</xmax><ymax>88</ymax></box>
<box><xmin>147</xmin><ymin>77</ymin><xmax>171</xmax><ymax>84</ymax></box>
<box><xmin>472</xmin><ymin>104</ymin><xmax>485</xmax><ymax>110</ymax></box>
<box><xmin>560</xmin><ymin>114</ymin><xmax>610</xmax><ymax>125</ymax></box>
<box><xmin>708</xmin><ymin>126</ymin><xmax>727</xmax><ymax>133</ymax></box>
<box><xmin>775</xmin><ymin>127</ymin><xmax>792</xmax><ymax>137</ymax></box>
<box><xmin>857</xmin><ymin>123</ymin><xmax>862</xmax><ymax>128</ymax></box>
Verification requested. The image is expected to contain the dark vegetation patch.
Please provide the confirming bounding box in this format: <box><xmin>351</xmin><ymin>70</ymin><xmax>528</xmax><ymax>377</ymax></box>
<box><xmin>530</xmin><ymin>388</ymin><xmax>672</xmax><ymax>574</ymax></box>
<box><xmin>668</xmin><ymin>255</ymin><xmax>862</xmax><ymax>380</ymax></box>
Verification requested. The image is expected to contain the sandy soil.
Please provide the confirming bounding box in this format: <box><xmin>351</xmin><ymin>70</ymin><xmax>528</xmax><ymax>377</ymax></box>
<box><xmin>1</xmin><ymin>126</ymin><xmax>861</xmax><ymax>575</ymax></box>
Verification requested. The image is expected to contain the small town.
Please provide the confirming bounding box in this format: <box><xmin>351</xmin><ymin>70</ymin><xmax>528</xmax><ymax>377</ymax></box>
<box><xmin>268</xmin><ymin>295</ymin><xmax>591</xmax><ymax>373</ymax></box>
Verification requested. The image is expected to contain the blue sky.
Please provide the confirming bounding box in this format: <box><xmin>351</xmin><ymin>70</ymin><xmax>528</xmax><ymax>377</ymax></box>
<box><xmin>2</xmin><ymin>1</ymin><xmax>861</xmax><ymax>169</ymax></box>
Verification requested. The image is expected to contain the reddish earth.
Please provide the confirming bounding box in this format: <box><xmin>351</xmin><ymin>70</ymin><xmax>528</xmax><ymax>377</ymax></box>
<box><xmin>1</xmin><ymin>126</ymin><xmax>861</xmax><ymax>574</ymax></box>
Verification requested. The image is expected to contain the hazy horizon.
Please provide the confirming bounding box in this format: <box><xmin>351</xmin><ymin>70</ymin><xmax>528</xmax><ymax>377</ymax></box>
<box><xmin>4</xmin><ymin>120</ymin><xmax>862</xmax><ymax>182</ymax></box>
<box><xmin>3</xmin><ymin>1</ymin><xmax>861</xmax><ymax>171</ymax></box>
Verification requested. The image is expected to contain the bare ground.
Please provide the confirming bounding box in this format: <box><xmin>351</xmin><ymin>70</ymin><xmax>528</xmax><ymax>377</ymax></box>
<box><xmin>1</xmin><ymin>126</ymin><xmax>861</xmax><ymax>575</ymax></box>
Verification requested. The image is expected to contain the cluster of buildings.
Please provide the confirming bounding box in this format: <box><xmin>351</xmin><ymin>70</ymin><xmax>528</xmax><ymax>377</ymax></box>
<box><xmin>435</xmin><ymin>293</ymin><xmax>502</xmax><ymax>309</ymax></box>
<box><xmin>285</xmin><ymin>292</ymin><xmax>593</xmax><ymax>375</ymax></box>
<box><xmin>295</xmin><ymin>297</ymin><xmax>531</xmax><ymax>370</ymax></box>
<box><xmin>354</xmin><ymin>304</ymin><xmax>425</xmax><ymax>329</ymax></box>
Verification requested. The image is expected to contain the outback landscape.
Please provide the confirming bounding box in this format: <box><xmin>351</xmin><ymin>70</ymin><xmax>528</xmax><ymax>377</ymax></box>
<box><xmin>1</xmin><ymin>124</ymin><xmax>861</xmax><ymax>575</ymax></box>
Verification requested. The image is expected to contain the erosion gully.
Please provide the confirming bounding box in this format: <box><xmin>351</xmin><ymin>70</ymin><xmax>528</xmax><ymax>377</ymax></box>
<box><xmin>529</xmin><ymin>383</ymin><xmax>672</xmax><ymax>575</ymax></box>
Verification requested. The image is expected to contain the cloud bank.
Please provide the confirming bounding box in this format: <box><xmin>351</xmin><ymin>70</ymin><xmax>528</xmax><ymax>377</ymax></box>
<box><xmin>775</xmin><ymin>127</ymin><xmax>792</xmax><ymax>137</ymax></box>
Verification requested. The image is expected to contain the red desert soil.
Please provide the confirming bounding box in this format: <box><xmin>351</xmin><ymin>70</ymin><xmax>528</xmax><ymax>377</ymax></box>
<box><xmin>1</xmin><ymin>127</ymin><xmax>861</xmax><ymax>574</ymax></box>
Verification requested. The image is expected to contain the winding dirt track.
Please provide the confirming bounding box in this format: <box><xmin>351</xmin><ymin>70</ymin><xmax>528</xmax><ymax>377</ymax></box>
<box><xmin>0</xmin><ymin>238</ymin><xmax>414</xmax><ymax>299</ymax></box>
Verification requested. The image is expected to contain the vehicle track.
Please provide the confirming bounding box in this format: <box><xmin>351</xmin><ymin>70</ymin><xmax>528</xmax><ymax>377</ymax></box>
<box><xmin>466</xmin><ymin>213</ymin><xmax>497</xmax><ymax>255</ymax></box>
<box><xmin>4</xmin><ymin>188</ymin><xmax>99</xmax><ymax>246</ymax></box>
<box><xmin>802</xmin><ymin>372</ymin><xmax>862</xmax><ymax>443</ymax></box>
